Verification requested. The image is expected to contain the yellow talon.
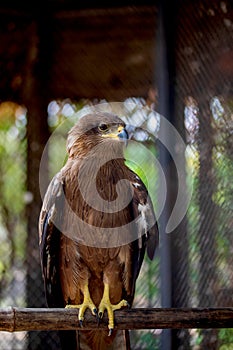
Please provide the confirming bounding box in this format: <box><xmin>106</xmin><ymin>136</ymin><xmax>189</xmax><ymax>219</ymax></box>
<box><xmin>98</xmin><ymin>283</ymin><xmax>128</xmax><ymax>333</ymax></box>
<box><xmin>65</xmin><ymin>284</ymin><xmax>97</xmax><ymax>325</ymax></box>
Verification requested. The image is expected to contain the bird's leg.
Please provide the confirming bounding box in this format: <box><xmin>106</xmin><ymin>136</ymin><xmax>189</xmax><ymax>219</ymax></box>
<box><xmin>65</xmin><ymin>283</ymin><xmax>97</xmax><ymax>326</ymax></box>
<box><xmin>98</xmin><ymin>282</ymin><xmax>128</xmax><ymax>336</ymax></box>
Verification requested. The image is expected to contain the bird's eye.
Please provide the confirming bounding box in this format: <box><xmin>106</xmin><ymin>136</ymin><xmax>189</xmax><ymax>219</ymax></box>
<box><xmin>98</xmin><ymin>123</ymin><xmax>108</xmax><ymax>132</ymax></box>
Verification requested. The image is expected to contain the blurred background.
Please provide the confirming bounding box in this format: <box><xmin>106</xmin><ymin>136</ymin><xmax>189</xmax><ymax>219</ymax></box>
<box><xmin>0</xmin><ymin>0</ymin><xmax>232</xmax><ymax>349</ymax></box>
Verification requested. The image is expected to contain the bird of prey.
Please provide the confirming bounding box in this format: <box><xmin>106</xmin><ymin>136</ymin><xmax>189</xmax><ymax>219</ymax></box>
<box><xmin>39</xmin><ymin>112</ymin><xmax>159</xmax><ymax>350</ymax></box>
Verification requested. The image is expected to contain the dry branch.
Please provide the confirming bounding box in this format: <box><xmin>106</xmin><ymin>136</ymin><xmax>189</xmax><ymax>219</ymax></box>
<box><xmin>0</xmin><ymin>308</ymin><xmax>233</xmax><ymax>332</ymax></box>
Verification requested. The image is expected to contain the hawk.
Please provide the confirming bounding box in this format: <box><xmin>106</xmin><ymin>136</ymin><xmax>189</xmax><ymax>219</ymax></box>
<box><xmin>39</xmin><ymin>112</ymin><xmax>159</xmax><ymax>350</ymax></box>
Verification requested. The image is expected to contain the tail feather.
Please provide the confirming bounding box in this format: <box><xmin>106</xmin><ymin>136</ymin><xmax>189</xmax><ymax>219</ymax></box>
<box><xmin>76</xmin><ymin>330</ymin><xmax>130</xmax><ymax>350</ymax></box>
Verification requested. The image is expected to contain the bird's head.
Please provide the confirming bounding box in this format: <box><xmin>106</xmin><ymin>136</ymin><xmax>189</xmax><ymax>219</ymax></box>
<box><xmin>67</xmin><ymin>113</ymin><xmax>128</xmax><ymax>158</ymax></box>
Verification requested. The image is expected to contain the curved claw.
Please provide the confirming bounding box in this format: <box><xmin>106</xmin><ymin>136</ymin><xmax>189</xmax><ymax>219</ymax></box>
<box><xmin>65</xmin><ymin>284</ymin><xmax>97</xmax><ymax>327</ymax></box>
<box><xmin>98</xmin><ymin>283</ymin><xmax>128</xmax><ymax>332</ymax></box>
<box><xmin>108</xmin><ymin>328</ymin><xmax>113</xmax><ymax>337</ymax></box>
<box><xmin>93</xmin><ymin>308</ymin><xmax>98</xmax><ymax>316</ymax></box>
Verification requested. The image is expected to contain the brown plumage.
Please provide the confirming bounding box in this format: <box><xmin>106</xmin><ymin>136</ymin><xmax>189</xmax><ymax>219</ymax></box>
<box><xmin>39</xmin><ymin>113</ymin><xmax>159</xmax><ymax>350</ymax></box>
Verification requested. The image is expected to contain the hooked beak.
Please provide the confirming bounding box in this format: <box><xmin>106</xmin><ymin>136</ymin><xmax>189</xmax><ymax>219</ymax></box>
<box><xmin>117</xmin><ymin>126</ymin><xmax>128</xmax><ymax>145</ymax></box>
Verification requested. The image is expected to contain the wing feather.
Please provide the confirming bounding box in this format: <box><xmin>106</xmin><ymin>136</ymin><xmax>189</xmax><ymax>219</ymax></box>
<box><xmin>123</xmin><ymin>168</ymin><xmax>159</xmax><ymax>304</ymax></box>
<box><xmin>131</xmin><ymin>169</ymin><xmax>159</xmax><ymax>260</ymax></box>
<box><xmin>39</xmin><ymin>174</ymin><xmax>65</xmax><ymax>307</ymax></box>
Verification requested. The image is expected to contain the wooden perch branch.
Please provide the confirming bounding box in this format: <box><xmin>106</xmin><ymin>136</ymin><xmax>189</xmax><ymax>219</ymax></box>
<box><xmin>0</xmin><ymin>308</ymin><xmax>233</xmax><ymax>332</ymax></box>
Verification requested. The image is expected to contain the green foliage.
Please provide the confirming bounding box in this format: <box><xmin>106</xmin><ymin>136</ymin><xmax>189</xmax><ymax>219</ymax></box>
<box><xmin>0</xmin><ymin>111</ymin><xmax>27</xmax><ymax>303</ymax></box>
<box><xmin>219</xmin><ymin>329</ymin><xmax>233</xmax><ymax>350</ymax></box>
<box><xmin>185</xmin><ymin>146</ymin><xmax>201</xmax><ymax>305</ymax></box>
<box><xmin>130</xmin><ymin>330</ymin><xmax>160</xmax><ymax>350</ymax></box>
<box><xmin>140</xmin><ymin>331</ymin><xmax>160</xmax><ymax>349</ymax></box>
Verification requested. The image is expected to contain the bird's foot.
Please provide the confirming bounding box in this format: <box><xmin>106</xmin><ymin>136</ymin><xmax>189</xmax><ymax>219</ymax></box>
<box><xmin>65</xmin><ymin>284</ymin><xmax>97</xmax><ymax>326</ymax></box>
<box><xmin>98</xmin><ymin>283</ymin><xmax>128</xmax><ymax>336</ymax></box>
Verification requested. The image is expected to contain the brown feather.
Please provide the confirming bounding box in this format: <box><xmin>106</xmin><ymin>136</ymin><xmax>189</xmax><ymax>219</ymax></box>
<box><xmin>39</xmin><ymin>113</ymin><xmax>158</xmax><ymax>350</ymax></box>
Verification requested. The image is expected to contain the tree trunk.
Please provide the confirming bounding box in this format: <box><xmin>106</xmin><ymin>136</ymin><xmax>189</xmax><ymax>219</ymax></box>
<box><xmin>21</xmin><ymin>13</ymin><xmax>61</xmax><ymax>350</ymax></box>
